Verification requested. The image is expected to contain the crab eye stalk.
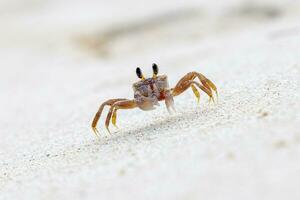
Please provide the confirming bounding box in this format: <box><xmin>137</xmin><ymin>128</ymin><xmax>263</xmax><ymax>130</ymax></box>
<box><xmin>152</xmin><ymin>63</ymin><xmax>158</xmax><ymax>78</ymax></box>
<box><xmin>136</xmin><ymin>67</ymin><xmax>145</xmax><ymax>80</ymax></box>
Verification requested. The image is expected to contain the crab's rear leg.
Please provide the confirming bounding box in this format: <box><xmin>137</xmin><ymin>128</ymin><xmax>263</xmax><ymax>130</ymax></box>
<box><xmin>105</xmin><ymin>100</ymin><xmax>137</xmax><ymax>134</ymax></box>
<box><xmin>190</xmin><ymin>81</ymin><xmax>215</xmax><ymax>103</ymax></box>
<box><xmin>172</xmin><ymin>80</ymin><xmax>208</xmax><ymax>103</ymax></box>
<box><xmin>172</xmin><ymin>71</ymin><xmax>217</xmax><ymax>103</ymax></box>
<box><xmin>193</xmin><ymin>72</ymin><xmax>218</xmax><ymax>101</ymax></box>
<box><xmin>91</xmin><ymin>98</ymin><xmax>126</xmax><ymax>137</ymax></box>
<box><xmin>190</xmin><ymin>84</ymin><xmax>200</xmax><ymax>104</ymax></box>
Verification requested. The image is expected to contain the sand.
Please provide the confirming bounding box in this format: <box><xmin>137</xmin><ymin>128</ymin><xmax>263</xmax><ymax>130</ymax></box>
<box><xmin>0</xmin><ymin>0</ymin><xmax>300</xmax><ymax>199</ymax></box>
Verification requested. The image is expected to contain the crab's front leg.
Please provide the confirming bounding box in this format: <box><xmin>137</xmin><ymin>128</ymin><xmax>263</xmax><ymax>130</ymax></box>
<box><xmin>164</xmin><ymin>89</ymin><xmax>176</xmax><ymax>113</ymax></box>
<box><xmin>172</xmin><ymin>71</ymin><xmax>218</xmax><ymax>103</ymax></box>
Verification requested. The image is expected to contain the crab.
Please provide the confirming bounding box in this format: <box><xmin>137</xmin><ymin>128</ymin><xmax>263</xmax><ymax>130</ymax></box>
<box><xmin>91</xmin><ymin>63</ymin><xmax>218</xmax><ymax>137</ymax></box>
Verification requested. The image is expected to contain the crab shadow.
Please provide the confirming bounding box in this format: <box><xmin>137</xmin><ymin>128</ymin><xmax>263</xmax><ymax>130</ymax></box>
<box><xmin>91</xmin><ymin>103</ymin><xmax>220</xmax><ymax>148</ymax></box>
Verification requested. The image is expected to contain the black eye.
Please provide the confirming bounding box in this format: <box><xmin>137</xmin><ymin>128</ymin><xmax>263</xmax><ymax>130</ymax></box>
<box><xmin>136</xmin><ymin>67</ymin><xmax>143</xmax><ymax>79</ymax></box>
<box><xmin>152</xmin><ymin>63</ymin><xmax>158</xmax><ymax>75</ymax></box>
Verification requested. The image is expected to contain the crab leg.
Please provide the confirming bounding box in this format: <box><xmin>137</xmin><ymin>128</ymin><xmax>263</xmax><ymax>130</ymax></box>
<box><xmin>190</xmin><ymin>81</ymin><xmax>215</xmax><ymax>103</ymax></box>
<box><xmin>172</xmin><ymin>71</ymin><xmax>217</xmax><ymax>103</ymax></box>
<box><xmin>91</xmin><ymin>98</ymin><xmax>126</xmax><ymax>137</ymax></box>
<box><xmin>190</xmin><ymin>84</ymin><xmax>200</xmax><ymax>104</ymax></box>
<box><xmin>172</xmin><ymin>80</ymin><xmax>207</xmax><ymax>103</ymax></box>
<box><xmin>193</xmin><ymin>72</ymin><xmax>218</xmax><ymax>100</ymax></box>
<box><xmin>105</xmin><ymin>100</ymin><xmax>137</xmax><ymax>134</ymax></box>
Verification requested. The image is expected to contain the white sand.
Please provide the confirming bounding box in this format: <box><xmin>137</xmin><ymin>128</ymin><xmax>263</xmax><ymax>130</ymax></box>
<box><xmin>0</xmin><ymin>1</ymin><xmax>300</xmax><ymax>200</ymax></box>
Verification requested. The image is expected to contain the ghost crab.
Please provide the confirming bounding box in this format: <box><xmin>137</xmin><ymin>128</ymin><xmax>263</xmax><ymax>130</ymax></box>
<box><xmin>91</xmin><ymin>63</ymin><xmax>218</xmax><ymax>137</ymax></box>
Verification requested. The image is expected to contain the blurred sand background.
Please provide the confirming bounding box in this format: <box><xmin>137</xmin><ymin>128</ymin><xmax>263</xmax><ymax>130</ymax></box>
<box><xmin>0</xmin><ymin>0</ymin><xmax>300</xmax><ymax>199</ymax></box>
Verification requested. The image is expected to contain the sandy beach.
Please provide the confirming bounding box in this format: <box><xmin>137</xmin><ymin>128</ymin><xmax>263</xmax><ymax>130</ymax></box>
<box><xmin>0</xmin><ymin>0</ymin><xmax>300</xmax><ymax>199</ymax></box>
